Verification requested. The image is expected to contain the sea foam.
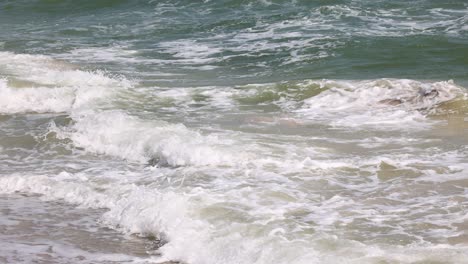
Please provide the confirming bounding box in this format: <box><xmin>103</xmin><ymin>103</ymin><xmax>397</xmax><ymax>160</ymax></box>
<box><xmin>0</xmin><ymin>52</ymin><xmax>131</xmax><ymax>114</ymax></box>
<box><xmin>52</xmin><ymin>110</ymin><xmax>244</xmax><ymax>167</ymax></box>
<box><xmin>296</xmin><ymin>79</ymin><xmax>466</xmax><ymax>130</ymax></box>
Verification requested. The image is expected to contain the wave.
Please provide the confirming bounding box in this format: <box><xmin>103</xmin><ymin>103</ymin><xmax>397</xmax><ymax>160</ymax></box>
<box><xmin>149</xmin><ymin>79</ymin><xmax>466</xmax><ymax>130</ymax></box>
<box><xmin>51</xmin><ymin>110</ymin><xmax>246</xmax><ymax>167</ymax></box>
<box><xmin>0</xmin><ymin>52</ymin><xmax>131</xmax><ymax>114</ymax></box>
<box><xmin>2</xmin><ymin>159</ymin><xmax>468</xmax><ymax>264</ymax></box>
<box><xmin>0</xmin><ymin>78</ymin><xmax>75</xmax><ymax>114</ymax></box>
<box><xmin>2</xmin><ymin>53</ymin><xmax>467</xmax><ymax>264</ymax></box>
<box><xmin>0</xmin><ymin>52</ymin><xmax>250</xmax><ymax>167</ymax></box>
<box><xmin>0</xmin><ymin>173</ymin><xmax>323</xmax><ymax>264</ymax></box>
<box><xmin>1</xmin><ymin>53</ymin><xmax>465</xmax><ymax>164</ymax></box>
<box><xmin>295</xmin><ymin>79</ymin><xmax>467</xmax><ymax>129</ymax></box>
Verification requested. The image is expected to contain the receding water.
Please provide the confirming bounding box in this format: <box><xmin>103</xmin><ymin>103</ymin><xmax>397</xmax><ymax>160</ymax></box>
<box><xmin>0</xmin><ymin>1</ymin><xmax>467</xmax><ymax>263</ymax></box>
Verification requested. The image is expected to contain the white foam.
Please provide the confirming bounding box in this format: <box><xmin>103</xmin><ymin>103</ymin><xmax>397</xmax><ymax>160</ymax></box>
<box><xmin>2</xmin><ymin>52</ymin><xmax>468</xmax><ymax>264</ymax></box>
<box><xmin>121</xmin><ymin>79</ymin><xmax>465</xmax><ymax>132</ymax></box>
<box><xmin>148</xmin><ymin>4</ymin><xmax>468</xmax><ymax>70</ymax></box>
<box><xmin>146</xmin><ymin>4</ymin><xmax>468</xmax><ymax>71</ymax></box>
<box><xmin>308</xmin><ymin>5</ymin><xmax>468</xmax><ymax>37</ymax></box>
<box><xmin>0</xmin><ymin>52</ymin><xmax>132</xmax><ymax>114</ymax></box>
<box><xmin>296</xmin><ymin>79</ymin><xmax>465</xmax><ymax>130</ymax></box>
<box><xmin>150</xmin><ymin>86</ymin><xmax>238</xmax><ymax>109</ymax></box>
<box><xmin>158</xmin><ymin>40</ymin><xmax>223</xmax><ymax>65</ymax></box>
<box><xmin>52</xmin><ymin>110</ymin><xmax>245</xmax><ymax>167</ymax></box>
<box><xmin>0</xmin><ymin>78</ymin><xmax>75</xmax><ymax>113</ymax></box>
<box><xmin>0</xmin><ymin>174</ymin><xmax>311</xmax><ymax>264</ymax></box>
<box><xmin>67</xmin><ymin>46</ymin><xmax>139</xmax><ymax>63</ymax></box>
<box><xmin>2</xmin><ymin>169</ymin><xmax>468</xmax><ymax>264</ymax></box>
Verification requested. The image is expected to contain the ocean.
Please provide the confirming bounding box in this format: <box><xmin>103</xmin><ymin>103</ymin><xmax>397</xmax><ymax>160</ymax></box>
<box><xmin>0</xmin><ymin>0</ymin><xmax>467</xmax><ymax>263</ymax></box>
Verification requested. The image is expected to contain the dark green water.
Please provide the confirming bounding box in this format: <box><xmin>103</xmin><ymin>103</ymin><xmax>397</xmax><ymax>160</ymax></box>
<box><xmin>1</xmin><ymin>0</ymin><xmax>468</xmax><ymax>86</ymax></box>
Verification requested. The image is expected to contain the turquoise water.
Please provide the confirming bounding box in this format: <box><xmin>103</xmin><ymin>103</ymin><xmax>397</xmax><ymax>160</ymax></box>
<box><xmin>0</xmin><ymin>1</ymin><xmax>468</xmax><ymax>263</ymax></box>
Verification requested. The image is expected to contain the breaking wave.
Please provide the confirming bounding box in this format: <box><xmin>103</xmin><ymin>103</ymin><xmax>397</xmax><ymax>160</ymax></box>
<box><xmin>0</xmin><ymin>52</ymin><xmax>131</xmax><ymax>114</ymax></box>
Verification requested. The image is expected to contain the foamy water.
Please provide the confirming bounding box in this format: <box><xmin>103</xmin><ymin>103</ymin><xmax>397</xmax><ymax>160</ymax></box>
<box><xmin>0</xmin><ymin>51</ymin><xmax>467</xmax><ymax>264</ymax></box>
<box><xmin>1</xmin><ymin>1</ymin><xmax>468</xmax><ymax>263</ymax></box>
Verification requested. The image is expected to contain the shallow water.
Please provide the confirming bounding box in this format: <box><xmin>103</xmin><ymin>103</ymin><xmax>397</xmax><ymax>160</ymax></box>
<box><xmin>0</xmin><ymin>1</ymin><xmax>468</xmax><ymax>263</ymax></box>
<box><xmin>0</xmin><ymin>193</ymin><xmax>161</xmax><ymax>263</ymax></box>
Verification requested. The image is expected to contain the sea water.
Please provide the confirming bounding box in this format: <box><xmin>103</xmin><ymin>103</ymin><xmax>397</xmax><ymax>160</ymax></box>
<box><xmin>0</xmin><ymin>1</ymin><xmax>467</xmax><ymax>263</ymax></box>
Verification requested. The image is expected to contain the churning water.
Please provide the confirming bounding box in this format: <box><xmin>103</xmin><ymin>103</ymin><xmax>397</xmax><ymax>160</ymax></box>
<box><xmin>0</xmin><ymin>1</ymin><xmax>467</xmax><ymax>263</ymax></box>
